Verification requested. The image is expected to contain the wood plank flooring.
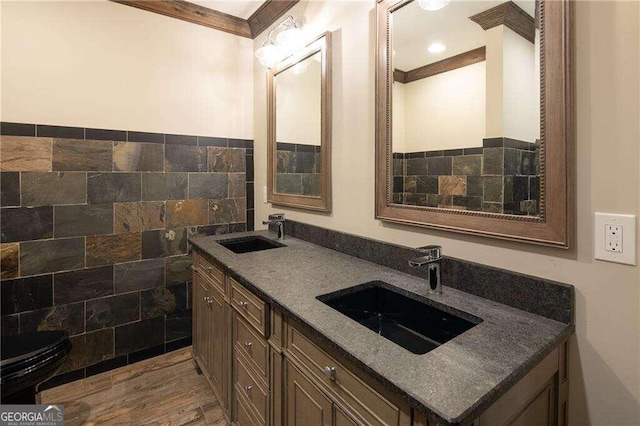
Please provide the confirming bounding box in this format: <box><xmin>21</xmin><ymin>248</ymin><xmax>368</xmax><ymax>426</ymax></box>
<box><xmin>40</xmin><ymin>347</ymin><xmax>226</xmax><ymax>425</ymax></box>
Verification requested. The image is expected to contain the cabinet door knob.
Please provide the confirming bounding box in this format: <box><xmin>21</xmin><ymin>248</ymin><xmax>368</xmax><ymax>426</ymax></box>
<box><xmin>207</xmin><ymin>297</ymin><xmax>213</xmax><ymax>306</ymax></box>
<box><xmin>244</xmin><ymin>341</ymin><xmax>252</xmax><ymax>350</ymax></box>
<box><xmin>323</xmin><ymin>366</ymin><xmax>336</xmax><ymax>381</ymax></box>
<box><xmin>190</xmin><ymin>265</ymin><xmax>197</xmax><ymax>271</ymax></box>
<box><xmin>206</xmin><ymin>266</ymin><xmax>213</xmax><ymax>271</ymax></box>
<box><xmin>239</xmin><ymin>301</ymin><xmax>248</xmax><ymax>309</ymax></box>
<box><xmin>244</xmin><ymin>385</ymin><xmax>252</xmax><ymax>396</ymax></box>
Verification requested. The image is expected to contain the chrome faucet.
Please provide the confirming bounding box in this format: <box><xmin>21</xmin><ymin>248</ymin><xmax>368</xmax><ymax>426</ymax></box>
<box><xmin>408</xmin><ymin>245</ymin><xmax>442</xmax><ymax>294</ymax></box>
<box><xmin>262</xmin><ymin>213</ymin><xmax>285</xmax><ymax>240</ymax></box>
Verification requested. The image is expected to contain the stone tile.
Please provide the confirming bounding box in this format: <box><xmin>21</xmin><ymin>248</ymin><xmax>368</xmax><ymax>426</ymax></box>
<box><xmin>276</xmin><ymin>151</ymin><xmax>294</xmax><ymax>173</ymax></box>
<box><xmin>1</xmin><ymin>172</ymin><xmax>20</xmax><ymax>206</ymax></box>
<box><xmin>166</xmin><ymin>199</ymin><xmax>208</xmax><ymax>227</ymax></box>
<box><xmin>115</xmin><ymin>317</ymin><xmax>164</xmax><ymax>356</ymax></box>
<box><xmin>209</xmin><ymin>198</ymin><xmax>246</xmax><ymax>225</ymax></box>
<box><xmin>127</xmin><ymin>131</ymin><xmax>164</xmax><ymax>144</ymax></box>
<box><xmin>165</xmin><ymin>134</ymin><xmax>197</xmax><ymax>146</ymax></box>
<box><xmin>228</xmin><ymin>139</ymin><xmax>252</xmax><ymax>149</ymax></box>
<box><xmin>467</xmin><ymin>176</ymin><xmax>483</xmax><ymax>197</ymax></box>
<box><xmin>483</xmin><ymin>202</ymin><xmax>503</xmax><ymax>214</ymax></box>
<box><xmin>520</xmin><ymin>151</ymin><xmax>537</xmax><ymax>176</ymax></box>
<box><xmin>246</xmin><ymin>154</ymin><xmax>254</xmax><ymax>182</ymax></box>
<box><xmin>188</xmin><ymin>173</ymin><xmax>228</xmax><ymax>199</ymax></box>
<box><xmin>530</xmin><ymin>176</ymin><xmax>540</xmax><ymax>201</ymax></box>
<box><xmin>406</xmin><ymin>158</ymin><xmax>428</xmax><ymax>176</ymax></box>
<box><xmin>54</xmin><ymin>266</ymin><xmax>114</xmax><ymax>305</ymax></box>
<box><xmin>452</xmin><ymin>196</ymin><xmax>482</xmax><ymax>211</ymax></box>
<box><xmin>437</xmin><ymin>194</ymin><xmax>453</xmax><ymax>206</ymax></box>
<box><xmin>86</xmin><ymin>293</ymin><xmax>140</xmax><ymax>331</ymax></box>
<box><xmin>426</xmin><ymin>194</ymin><xmax>438</xmax><ymax>207</ymax></box>
<box><xmin>228</xmin><ymin>173</ymin><xmax>246</xmax><ymax>198</ymax></box>
<box><xmin>301</xmin><ymin>174</ymin><xmax>321</xmax><ymax>196</ymax></box>
<box><xmin>53</xmin><ymin>138</ymin><xmax>113</xmax><ymax>171</ymax></box>
<box><xmin>20</xmin><ymin>302</ymin><xmax>85</xmax><ymax>336</ymax></box>
<box><xmin>427</xmin><ymin>157</ymin><xmax>452</xmax><ymax>176</ymax></box>
<box><xmin>85</xmin><ymin>128</ymin><xmax>126</xmax><ymax>141</ymax></box>
<box><xmin>114</xmin><ymin>258</ymin><xmax>165</xmax><ymax>293</ymax></box>
<box><xmin>165</xmin><ymin>145</ymin><xmax>206</xmax><ymax>172</ymax></box>
<box><xmin>520</xmin><ymin>200</ymin><xmax>538</xmax><ymax>215</ymax></box>
<box><xmin>438</xmin><ymin>176</ymin><xmax>467</xmax><ymax>196</ymax></box>
<box><xmin>403</xmin><ymin>176</ymin><xmax>416</xmax><ymax>193</ymax></box>
<box><xmin>199</xmin><ymin>136</ymin><xmax>227</xmax><ymax>147</ymax></box>
<box><xmin>86</xmin><ymin>233</ymin><xmax>141</xmax><ymax>267</ymax></box>
<box><xmin>504</xmin><ymin>148</ymin><xmax>518</xmax><ymax>175</ymax></box>
<box><xmin>165</xmin><ymin>310</ymin><xmax>192</xmax><ymax>342</ymax></box>
<box><xmin>55</xmin><ymin>204</ymin><xmax>114</xmax><ymax>238</ymax></box>
<box><xmin>141</xmin><ymin>284</ymin><xmax>187</xmax><ymax>319</ymax></box>
<box><xmin>113</xmin><ymin>142</ymin><xmax>164</xmax><ymax>172</ymax></box>
<box><xmin>88</xmin><ymin>172</ymin><xmax>141</xmax><ymax>204</ymax></box>
<box><xmin>276</xmin><ymin>174</ymin><xmax>302</xmax><ymax>194</ymax></box>
<box><xmin>37</xmin><ymin>125</ymin><xmax>84</xmax><ymax>139</ymax></box>
<box><xmin>141</xmin><ymin>228</ymin><xmax>187</xmax><ymax>258</ymax></box>
<box><xmin>1</xmin><ymin>206</ymin><xmax>53</xmax><ymax>243</ymax></box>
<box><xmin>165</xmin><ymin>255</ymin><xmax>193</xmax><ymax>286</ymax></box>
<box><xmin>21</xmin><ymin>172</ymin><xmax>86</xmax><ymax>206</ymax></box>
<box><xmin>393</xmin><ymin>177</ymin><xmax>403</xmax><ymax>194</ymax></box>
<box><xmin>452</xmin><ymin>155</ymin><xmax>482</xmax><ymax>176</ymax></box>
<box><xmin>393</xmin><ymin>158</ymin><xmax>405</xmax><ymax>176</ymax></box>
<box><xmin>229</xmin><ymin>223</ymin><xmax>247</xmax><ymax>233</ymax></box>
<box><xmin>483</xmin><ymin>176</ymin><xmax>504</xmax><ymax>203</ymax></box>
<box><xmin>114</xmin><ymin>202</ymin><xmax>165</xmax><ymax>233</ymax></box>
<box><xmin>20</xmin><ymin>238</ymin><xmax>85</xmax><ymax>276</ymax></box>
<box><xmin>191</xmin><ymin>224</ymin><xmax>229</xmax><ymax>236</ymax></box>
<box><xmin>0</xmin><ymin>136</ymin><xmax>52</xmax><ymax>172</ymax></box>
<box><xmin>63</xmin><ymin>328</ymin><xmax>114</xmax><ymax>373</ymax></box>
<box><xmin>482</xmin><ymin>148</ymin><xmax>503</xmax><ymax>175</ymax></box>
<box><xmin>1</xmin><ymin>275</ymin><xmax>53</xmax><ymax>315</ymax></box>
<box><xmin>207</xmin><ymin>147</ymin><xmax>246</xmax><ymax>173</ymax></box>
<box><xmin>416</xmin><ymin>176</ymin><xmax>438</xmax><ymax>194</ymax></box>
<box><xmin>392</xmin><ymin>193</ymin><xmax>403</xmax><ymax>204</ymax></box>
<box><xmin>1</xmin><ymin>122</ymin><xmax>35</xmax><ymax>137</ymax></box>
<box><xmin>513</xmin><ymin>176</ymin><xmax>529</xmax><ymax>201</ymax></box>
<box><xmin>294</xmin><ymin>151</ymin><xmax>316</xmax><ymax>173</ymax></box>
<box><xmin>1</xmin><ymin>315</ymin><xmax>19</xmax><ymax>336</ymax></box>
<box><xmin>0</xmin><ymin>243</ymin><xmax>19</xmax><ymax>279</ymax></box>
<box><xmin>403</xmin><ymin>193</ymin><xmax>428</xmax><ymax>206</ymax></box>
<box><xmin>141</xmin><ymin>173</ymin><xmax>188</xmax><ymax>201</ymax></box>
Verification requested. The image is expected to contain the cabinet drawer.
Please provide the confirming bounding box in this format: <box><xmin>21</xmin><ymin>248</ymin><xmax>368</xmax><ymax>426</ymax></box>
<box><xmin>286</xmin><ymin>325</ymin><xmax>401</xmax><ymax>426</ymax></box>
<box><xmin>195</xmin><ymin>253</ymin><xmax>225</xmax><ymax>292</ymax></box>
<box><xmin>234</xmin><ymin>314</ymin><xmax>269</xmax><ymax>386</ymax></box>
<box><xmin>235</xmin><ymin>353</ymin><xmax>269</xmax><ymax>425</ymax></box>
<box><xmin>230</xmin><ymin>277</ymin><xmax>267</xmax><ymax>336</ymax></box>
<box><xmin>234</xmin><ymin>389</ymin><xmax>262</xmax><ymax>426</ymax></box>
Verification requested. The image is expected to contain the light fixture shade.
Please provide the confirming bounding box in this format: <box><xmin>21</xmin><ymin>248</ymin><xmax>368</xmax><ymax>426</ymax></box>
<box><xmin>427</xmin><ymin>42</ymin><xmax>446</xmax><ymax>53</ymax></box>
<box><xmin>417</xmin><ymin>0</ymin><xmax>451</xmax><ymax>11</ymax></box>
<box><xmin>255</xmin><ymin>42</ymin><xmax>286</xmax><ymax>68</ymax></box>
<box><xmin>276</xmin><ymin>26</ymin><xmax>305</xmax><ymax>52</ymax></box>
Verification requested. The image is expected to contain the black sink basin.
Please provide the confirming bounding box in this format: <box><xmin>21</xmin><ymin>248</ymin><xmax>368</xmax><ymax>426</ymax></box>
<box><xmin>317</xmin><ymin>281</ymin><xmax>481</xmax><ymax>354</ymax></box>
<box><xmin>218</xmin><ymin>236</ymin><xmax>285</xmax><ymax>254</ymax></box>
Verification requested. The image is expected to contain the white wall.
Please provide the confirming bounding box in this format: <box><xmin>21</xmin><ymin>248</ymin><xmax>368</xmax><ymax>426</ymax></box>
<box><xmin>254</xmin><ymin>2</ymin><xmax>640</xmax><ymax>425</ymax></box>
<box><xmin>0</xmin><ymin>0</ymin><xmax>254</xmax><ymax>138</ymax></box>
<box><xmin>392</xmin><ymin>81</ymin><xmax>406</xmax><ymax>152</ymax></box>
<box><xmin>275</xmin><ymin>56</ymin><xmax>321</xmax><ymax>145</ymax></box>
<box><xmin>402</xmin><ymin>62</ymin><xmax>486</xmax><ymax>152</ymax></box>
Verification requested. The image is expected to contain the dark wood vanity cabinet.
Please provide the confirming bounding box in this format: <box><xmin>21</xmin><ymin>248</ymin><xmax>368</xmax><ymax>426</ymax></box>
<box><xmin>191</xmin><ymin>249</ymin><xmax>568</xmax><ymax>426</ymax></box>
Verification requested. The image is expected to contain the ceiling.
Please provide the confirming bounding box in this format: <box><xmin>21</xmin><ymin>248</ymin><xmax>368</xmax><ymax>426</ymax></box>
<box><xmin>393</xmin><ymin>0</ymin><xmax>535</xmax><ymax>71</ymax></box>
<box><xmin>189</xmin><ymin>0</ymin><xmax>265</xmax><ymax>19</ymax></box>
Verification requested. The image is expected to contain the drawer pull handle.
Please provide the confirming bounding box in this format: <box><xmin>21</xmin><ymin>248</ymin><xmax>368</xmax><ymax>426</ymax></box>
<box><xmin>323</xmin><ymin>366</ymin><xmax>336</xmax><ymax>381</ymax></box>
<box><xmin>244</xmin><ymin>341</ymin><xmax>252</xmax><ymax>350</ymax></box>
<box><xmin>239</xmin><ymin>301</ymin><xmax>248</xmax><ymax>309</ymax></box>
<box><xmin>206</xmin><ymin>266</ymin><xmax>213</xmax><ymax>272</ymax></box>
<box><xmin>207</xmin><ymin>297</ymin><xmax>213</xmax><ymax>306</ymax></box>
<box><xmin>190</xmin><ymin>265</ymin><xmax>197</xmax><ymax>271</ymax></box>
<box><xmin>244</xmin><ymin>385</ymin><xmax>252</xmax><ymax>396</ymax></box>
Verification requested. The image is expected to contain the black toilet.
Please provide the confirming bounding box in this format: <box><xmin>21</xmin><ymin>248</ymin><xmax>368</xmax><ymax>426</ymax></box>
<box><xmin>1</xmin><ymin>331</ymin><xmax>72</xmax><ymax>404</ymax></box>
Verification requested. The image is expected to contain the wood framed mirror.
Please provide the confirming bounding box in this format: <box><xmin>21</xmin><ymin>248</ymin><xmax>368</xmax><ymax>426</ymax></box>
<box><xmin>267</xmin><ymin>32</ymin><xmax>332</xmax><ymax>212</ymax></box>
<box><xmin>375</xmin><ymin>0</ymin><xmax>573</xmax><ymax>247</ymax></box>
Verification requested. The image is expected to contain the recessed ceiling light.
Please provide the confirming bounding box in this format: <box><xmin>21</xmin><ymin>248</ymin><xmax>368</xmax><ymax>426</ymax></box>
<box><xmin>417</xmin><ymin>0</ymin><xmax>451</xmax><ymax>11</ymax></box>
<box><xmin>427</xmin><ymin>43</ymin><xmax>446</xmax><ymax>53</ymax></box>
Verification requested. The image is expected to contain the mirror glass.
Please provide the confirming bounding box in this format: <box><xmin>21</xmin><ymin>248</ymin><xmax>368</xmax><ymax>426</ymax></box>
<box><xmin>391</xmin><ymin>0</ymin><xmax>540</xmax><ymax>217</ymax></box>
<box><xmin>274</xmin><ymin>52</ymin><xmax>322</xmax><ymax>197</ymax></box>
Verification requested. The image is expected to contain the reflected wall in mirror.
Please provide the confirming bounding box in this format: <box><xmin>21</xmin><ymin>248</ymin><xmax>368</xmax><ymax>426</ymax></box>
<box><xmin>268</xmin><ymin>32</ymin><xmax>331</xmax><ymax>212</ymax></box>
<box><xmin>376</xmin><ymin>0</ymin><xmax>573</xmax><ymax>247</ymax></box>
<box><xmin>392</xmin><ymin>0</ymin><xmax>540</xmax><ymax>216</ymax></box>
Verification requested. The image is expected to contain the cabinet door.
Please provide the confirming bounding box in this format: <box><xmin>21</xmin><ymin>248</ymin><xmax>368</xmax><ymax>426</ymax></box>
<box><xmin>207</xmin><ymin>287</ymin><xmax>226</xmax><ymax>401</ymax></box>
<box><xmin>286</xmin><ymin>361</ymin><xmax>333</xmax><ymax>426</ymax></box>
<box><xmin>195</xmin><ymin>273</ymin><xmax>211</xmax><ymax>374</ymax></box>
<box><xmin>335</xmin><ymin>406</ymin><xmax>361</xmax><ymax>426</ymax></box>
<box><xmin>510</xmin><ymin>383</ymin><xmax>554</xmax><ymax>426</ymax></box>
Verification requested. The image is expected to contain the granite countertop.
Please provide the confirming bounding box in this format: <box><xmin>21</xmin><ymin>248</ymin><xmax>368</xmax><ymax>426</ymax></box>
<box><xmin>189</xmin><ymin>231</ymin><xmax>573</xmax><ymax>424</ymax></box>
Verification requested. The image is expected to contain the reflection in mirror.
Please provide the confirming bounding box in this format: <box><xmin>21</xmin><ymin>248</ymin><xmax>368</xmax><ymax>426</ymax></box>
<box><xmin>391</xmin><ymin>0</ymin><xmax>540</xmax><ymax>216</ymax></box>
<box><xmin>274</xmin><ymin>52</ymin><xmax>322</xmax><ymax>197</ymax></box>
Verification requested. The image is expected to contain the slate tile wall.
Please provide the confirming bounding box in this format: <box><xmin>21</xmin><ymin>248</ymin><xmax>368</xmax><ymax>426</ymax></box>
<box><xmin>276</xmin><ymin>142</ymin><xmax>322</xmax><ymax>196</ymax></box>
<box><xmin>392</xmin><ymin>138</ymin><xmax>540</xmax><ymax>215</ymax></box>
<box><xmin>0</xmin><ymin>122</ymin><xmax>254</xmax><ymax>388</ymax></box>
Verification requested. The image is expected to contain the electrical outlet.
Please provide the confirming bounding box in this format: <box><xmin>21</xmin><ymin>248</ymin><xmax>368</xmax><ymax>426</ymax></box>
<box><xmin>594</xmin><ymin>213</ymin><xmax>636</xmax><ymax>265</ymax></box>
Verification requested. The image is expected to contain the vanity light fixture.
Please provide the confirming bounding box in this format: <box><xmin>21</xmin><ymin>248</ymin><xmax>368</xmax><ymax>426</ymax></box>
<box><xmin>427</xmin><ymin>42</ymin><xmax>446</xmax><ymax>53</ymax></box>
<box><xmin>255</xmin><ymin>15</ymin><xmax>305</xmax><ymax>68</ymax></box>
<box><xmin>417</xmin><ymin>0</ymin><xmax>451</xmax><ymax>11</ymax></box>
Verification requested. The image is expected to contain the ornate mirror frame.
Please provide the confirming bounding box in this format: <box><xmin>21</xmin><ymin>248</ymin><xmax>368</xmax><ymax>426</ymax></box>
<box><xmin>267</xmin><ymin>32</ymin><xmax>332</xmax><ymax>212</ymax></box>
<box><xmin>375</xmin><ymin>0</ymin><xmax>573</xmax><ymax>248</ymax></box>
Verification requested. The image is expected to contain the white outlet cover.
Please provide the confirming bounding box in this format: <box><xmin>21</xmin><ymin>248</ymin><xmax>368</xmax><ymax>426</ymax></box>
<box><xmin>594</xmin><ymin>212</ymin><xmax>636</xmax><ymax>265</ymax></box>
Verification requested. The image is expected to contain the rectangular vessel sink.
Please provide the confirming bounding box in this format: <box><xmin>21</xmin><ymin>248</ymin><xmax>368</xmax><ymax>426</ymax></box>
<box><xmin>218</xmin><ymin>236</ymin><xmax>286</xmax><ymax>254</ymax></box>
<box><xmin>317</xmin><ymin>281</ymin><xmax>481</xmax><ymax>354</ymax></box>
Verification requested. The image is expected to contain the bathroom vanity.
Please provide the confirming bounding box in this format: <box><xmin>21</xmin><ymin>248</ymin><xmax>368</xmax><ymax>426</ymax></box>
<box><xmin>189</xmin><ymin>228</ymin><xmax>573</xmax><ymax>426</ymax></box>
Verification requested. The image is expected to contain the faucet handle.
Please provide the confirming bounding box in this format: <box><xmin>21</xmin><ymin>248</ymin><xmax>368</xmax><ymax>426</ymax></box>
<box><xmin>268</xmin><ymin>213</ymin><xmax>285</xmax><ymax>221</ymax></box>
<box><xmin>416</xmin><ymin>245</ymin><xmax>441</xmax><ymax>260</ymax></box>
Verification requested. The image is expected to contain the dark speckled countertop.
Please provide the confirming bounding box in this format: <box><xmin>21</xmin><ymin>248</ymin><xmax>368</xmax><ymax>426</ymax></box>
<box><xmin>189</xmin><ymin>231</ymin><xmax>573</xmax><ymax>424</ymax></box>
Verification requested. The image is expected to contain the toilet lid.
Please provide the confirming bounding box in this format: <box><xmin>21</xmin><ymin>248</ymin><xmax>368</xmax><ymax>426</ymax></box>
<box><xmin>1</xmin><ymin>331</ymin><xmax>69</xmax><ymax>367</ymax></box>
